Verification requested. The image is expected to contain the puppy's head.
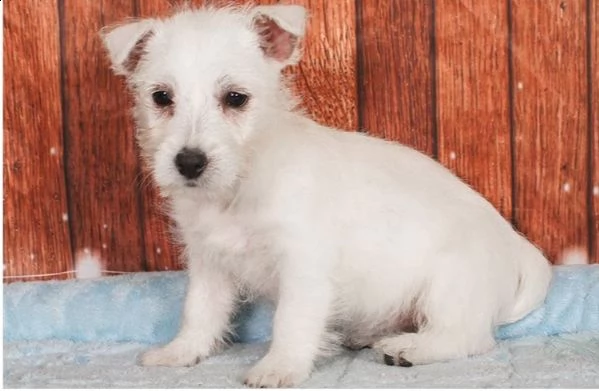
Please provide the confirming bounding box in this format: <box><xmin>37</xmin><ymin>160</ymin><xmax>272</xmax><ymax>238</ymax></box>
<box><xmin>100</xmin><ymin>5</ymin><xmax>306</xmax><ymax>198</ymax></box>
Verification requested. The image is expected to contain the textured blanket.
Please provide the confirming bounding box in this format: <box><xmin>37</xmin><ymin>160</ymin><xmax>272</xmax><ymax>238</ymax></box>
<box><xmin>4</xmin><ymin>265</ymin><xmax>599</xmax><ymax>388</ymax></box>
<box><xmin>4</xmin><ymin>333</ymin><xmax>599</xmax><ymax>388</ymax></box>
<box><xmin>4</xmin><ymin>265</ymin><xmax>599</xmax><ymax>344</ymax></box>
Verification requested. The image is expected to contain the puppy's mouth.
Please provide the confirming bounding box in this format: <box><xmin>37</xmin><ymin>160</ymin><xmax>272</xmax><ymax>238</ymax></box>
<box><xmin>184</xmin><ymin>181</ymin><xmax>198</xmax><ymax>188</ymax></box>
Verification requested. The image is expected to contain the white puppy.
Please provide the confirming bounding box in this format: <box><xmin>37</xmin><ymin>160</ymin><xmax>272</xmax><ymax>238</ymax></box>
<box><xmin>101</xmin><ymin>4</ymin><xmax>552</xmax><ymax>388</ymax></box>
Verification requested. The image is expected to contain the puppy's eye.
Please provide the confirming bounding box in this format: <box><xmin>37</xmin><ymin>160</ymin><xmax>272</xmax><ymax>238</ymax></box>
<box><xmin>224</xmin><ymin>91</ymin><xmax>249</xmax><ymax>108</ymax></box>
<box><xmin>152</xmin><ymin>90</ymin><xmax>173</xmax><ymax>107</ymax></box>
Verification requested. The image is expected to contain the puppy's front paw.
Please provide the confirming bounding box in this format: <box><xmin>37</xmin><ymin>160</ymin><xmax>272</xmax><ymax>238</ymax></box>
<box><xmin>140</xmin><ymin>340</ymin><xmax>206</xmax><ymax>367</ymax></box>
<box><xmin>243</xmin><ymin>354</ymin><xmax>311</xmax><ymax>388</ymax></box>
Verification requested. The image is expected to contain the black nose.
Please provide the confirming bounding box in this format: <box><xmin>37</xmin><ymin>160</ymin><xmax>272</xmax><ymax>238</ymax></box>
<box><xmin>174</xmin><ymin>148</ymin><xmax>208</xmax><ymax>180</ymax></box>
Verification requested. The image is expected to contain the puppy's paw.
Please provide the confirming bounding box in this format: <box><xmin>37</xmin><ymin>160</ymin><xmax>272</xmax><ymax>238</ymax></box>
<box><xmin>243</xmin><ymin>354</ymin><xmax>311</xmax><ymax>388</ymax></box>
<box><xmin>374</xmin><ymin>334</ymin><xmax>417</xmax><ymax>367</ymax></box>
<box><xmin>139</xmin><ymin>340</ymin><xmax>206</xmax><ymax>367</ymax></box>
<box><xmin>374</xmin><ymin>331</ymin><xmax>494</xmax><ymax>366</ymax></box>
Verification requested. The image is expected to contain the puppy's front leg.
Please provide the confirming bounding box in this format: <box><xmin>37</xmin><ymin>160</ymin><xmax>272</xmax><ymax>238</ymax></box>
<box><xmin>141</xmin><ymin>262</ymin><xmax>236</xmax><ymax>367</ymax></box>
<box><xmin>244</xmin><ymin>245</ymin><xmax>333</xmax><ymax>388</ymax></box>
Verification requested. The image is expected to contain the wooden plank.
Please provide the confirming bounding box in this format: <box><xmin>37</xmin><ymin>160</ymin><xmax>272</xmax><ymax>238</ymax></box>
<box><xmin>511</xmin><ymin>0</ymin><xmax>589</xmax><ymax>262</ymax></box>
<box><xmin>137</xmin><ymin>0</ymin><xmax>188</xmax><ymax>17</ymax></box>
<box><xmin>285</xmin><ymin>0</ymin><xmax>358</xmax><ymax>131</ymax></box>
<box><xmin>435</xmin><ymin>0</ymin><xmax>512</xmax><ymax>219</ymax></box>
<box><xmin>591</xmin><ymin>0</ymin><xmax>599</xmax><ymax>264</ymax></box>
<box><xmin>3</xmin><ymin>0</ymin><xmax>73</xmax><ymax>282</ymax></box>
<box><xmin>358</xmin><ymin>0</ymin><xmax>435</xmax><ymax>155</ymax></box>
<box><xmin>62</xmin><ymin>0</ymin><xmax>145</xmax><ymax>273</ymax></box>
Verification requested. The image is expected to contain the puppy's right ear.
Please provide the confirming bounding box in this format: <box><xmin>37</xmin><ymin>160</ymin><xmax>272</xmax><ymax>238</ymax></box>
<box><xmin>100</xmin><ymin>19</ymin><xmax>155</xmax><ymax>76</ymax></box>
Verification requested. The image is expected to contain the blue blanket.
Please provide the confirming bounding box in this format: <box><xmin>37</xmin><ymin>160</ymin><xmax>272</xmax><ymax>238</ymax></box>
<box><xmin>4</xmin><ymin>265</ymin><xmax>599</xmax><ymax>344</ymax></box>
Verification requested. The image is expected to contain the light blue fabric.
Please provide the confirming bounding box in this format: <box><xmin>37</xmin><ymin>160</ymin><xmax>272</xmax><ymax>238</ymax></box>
<box><xmin>3</xmin><ymin>271</ymin><xmax>273</xmax><ymax>344</ymax></box>
<box><xmin>4</xmin><ymin>265</ymin><xmax>598</xmax><ymax>344</ymax></box>
<box><xmin>496</xmin><ymin>265</ymin><xmax>599</xmax><ymax>339</ymax></box>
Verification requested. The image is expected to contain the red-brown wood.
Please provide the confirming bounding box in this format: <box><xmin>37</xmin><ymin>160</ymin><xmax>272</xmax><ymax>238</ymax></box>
<box><xmin>435</xmin><ymin>0</ymin><xmax>512</xmax><ymax>218</ymax></box>
<box><xmin>591</xmin><ymin>0</ymin><xmax>599</xmax><ymax>264</ymax></box>
<box><xmin>62</xmin><ymin>0</ymin><xmax>145</xmax><ymax>273</ymax></box>
<box><xmin>3</xmin><ymin>0</ymin><xmax>74</xmax><ymax>282</ymax></box>
<box><xmin>4</xmin><ymin>0</ymin><xmax>598</xmax><ymax>280</ymax></box>
<box><xmin>285</xmin><ymin>0</ymin><xmax>358</xmax><ymax>131</ymax></box>
<box><xmin>511</xmin><ymin>0</ymin><xmax>589</xmax><ymax>262</ymax></box>
<box><xmin>358</xmin><ymin>0</ymin><xmax>436</xmax><ymax>155</ymax></box>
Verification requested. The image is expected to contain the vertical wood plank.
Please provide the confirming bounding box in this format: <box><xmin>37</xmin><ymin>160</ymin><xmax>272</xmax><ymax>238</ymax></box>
<box><xmin>511</xmin><ymin>0</ymin><xmax>589</xmax><ymax>262</ymax></box>
<box><xmin>358</xmin><ymin>0</ymin><xmax>435</xmax><ymax>155</ymax></box>
<box><xmin>138</xmin><ymin>0</ymin><xmax>194</xmax><ymax>17</ymax></box>
<box><xmin>591</xmin><ymin>0</ymin><xmax>598</xmax><ymax>263</ymax></box>
<box><xmin>3</xmin><ymin>0</ymin><xmax>73</xmax><ymax>281</ymax></box>
<box><xmin>285</xmin><ymin>0</ymin><xmax>358</xmax><ymax>131</ymax></box>
<box><xmin>435</xmin><ymin>1</ymin><xmax>512</xmax><ymax>218</ymax></box>
<box><xmin>62</xmin><ymin>0</ymin><xmax>145</xmax><ymax>273</ymax></box>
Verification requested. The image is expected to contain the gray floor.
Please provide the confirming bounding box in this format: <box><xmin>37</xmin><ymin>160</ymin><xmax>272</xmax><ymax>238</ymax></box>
<box><xmin>4</xmin><ymin>332</ymin><xmax>599</xmax><ymax>388</ymax></box>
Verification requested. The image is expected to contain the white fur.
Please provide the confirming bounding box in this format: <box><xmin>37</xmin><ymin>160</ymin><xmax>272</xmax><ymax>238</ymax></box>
<box><xmin>101</xmin><ymin>5</ymin><xmax>552</xmax><ymax>388</ymax></box>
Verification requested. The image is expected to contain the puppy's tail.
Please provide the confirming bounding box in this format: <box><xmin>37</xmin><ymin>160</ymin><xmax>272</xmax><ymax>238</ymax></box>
<box><xmin>502</xmin><ymin>237</ymin><xmax>553</xmax><ymax>324</ymax></box>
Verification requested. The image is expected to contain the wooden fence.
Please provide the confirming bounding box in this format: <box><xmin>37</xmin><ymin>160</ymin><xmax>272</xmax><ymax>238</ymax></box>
<box><xmin>4</xmin><ymin>0</ymin><xmax>598</xmax><ymax>281</ymax></box>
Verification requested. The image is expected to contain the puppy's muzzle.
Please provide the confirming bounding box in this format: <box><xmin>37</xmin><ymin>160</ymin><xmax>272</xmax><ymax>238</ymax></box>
<box><xmin>175</xmin><ymin>148</ymin><xmax>208</xmax><ymax>180</ymax></box>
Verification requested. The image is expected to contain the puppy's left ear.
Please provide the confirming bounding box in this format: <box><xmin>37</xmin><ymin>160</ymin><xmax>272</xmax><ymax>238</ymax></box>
<box><xmin>251</xmin><ymin>5</ymin><xmax>307</xmax><ymax>68</ymax></box>
<box><xmin>100</xmin><ymin>19</ymin><xmax>156</xmax><ymax>76</ymax></box>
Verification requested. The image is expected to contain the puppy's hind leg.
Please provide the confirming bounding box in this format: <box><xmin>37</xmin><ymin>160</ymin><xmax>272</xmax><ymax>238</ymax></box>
<box><xmin>374</xmin><ymin>262</ymin><xmax>496</xmax><ymax>366</ymax></box>
<box><xmin>374</xmin><ymin>326</ymin><xmax>495</xmax><ymax>367</ymax></box>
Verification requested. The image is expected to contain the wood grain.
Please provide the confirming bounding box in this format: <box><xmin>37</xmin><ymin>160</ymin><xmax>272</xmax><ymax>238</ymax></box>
<box><xmin>591</xmin><ymin>0</ymin><xmax>598</xmax><ymax>263</ymax></box>
<box><xmin>137</xmin><ymin>0</ymin><xmax>197</xmax><ymax>17</ymax></box>
<box><xmin>358</xmin><ymin>0</ymin><xmax>436</xmax><ymax>155</ymax></box>
<box><xmin>435</xmin><ymin>0</ymin><xmax>512</xmax><ymax>218</ymax></box>
<box><xmin>3</xmin><ymin>0</ymin><xmax>74</xmax><ymax>281</ymax></box>
<box><xmin>62</xmin><ymin>0</ymin><xmax>145</xmax><ymax>273</ymax></box>
<box><xmin>511</xmin><ymin>0</ymin><xmax>589</xmax><ymax>262</ymax></box>
<box><xmin>4</xmin><ymin>0</ymin><xmax>597</xmax><ymax>278</ymax></box>
<box><xmin>284</xmin><ymin>0</ymin><xmax>358</xmax><ymax>131</ymax></box>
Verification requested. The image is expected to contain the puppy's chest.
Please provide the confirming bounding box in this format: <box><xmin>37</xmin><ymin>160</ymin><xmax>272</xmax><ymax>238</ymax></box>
<box><xmin>184</xmin><ymin>216</ymin><xmax>280</xmax><ymax>298</ymax></box>
<box><xmin>225</xmin><ymin>229</ymin><xmax>280</xmax><ymax>297</ymax></box>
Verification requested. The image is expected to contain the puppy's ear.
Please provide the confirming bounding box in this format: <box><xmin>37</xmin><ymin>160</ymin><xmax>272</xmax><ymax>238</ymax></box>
<box><xmin>100</xmin><ymin>19</ymin><xmax>155</xmax><ymax>76</ymax></box>
<box><xmin>251</xmin><ymin>5</ymin><xmax>307</xmax><ymax>67</ymax></box>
